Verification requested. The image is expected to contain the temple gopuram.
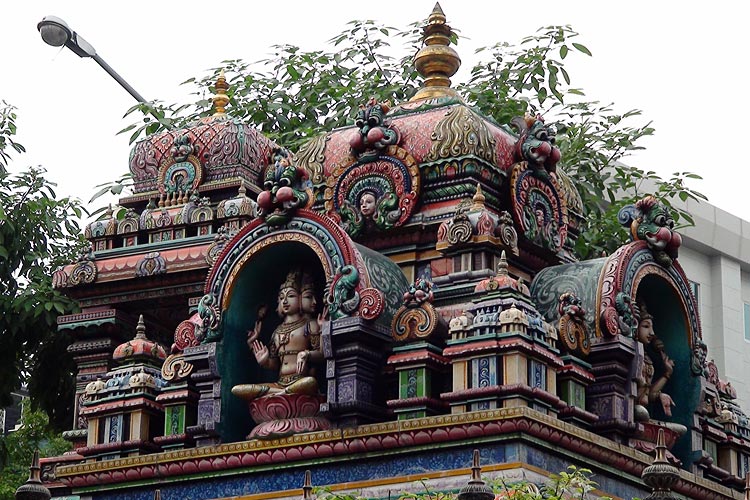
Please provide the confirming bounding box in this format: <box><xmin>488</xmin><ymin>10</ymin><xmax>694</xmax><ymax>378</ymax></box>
<box><xmin>30</xmin><ymin>5</ymin><xmax>750</xmax><ymax>500</ymax></box>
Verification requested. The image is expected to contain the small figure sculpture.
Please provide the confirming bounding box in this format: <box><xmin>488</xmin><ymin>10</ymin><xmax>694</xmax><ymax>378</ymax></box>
<box><xmin>359</xmin><ymin>191</ymin><xmax>377</xmax><ymax>218</ymax></box>
<box><xmin>349</xmin><ymin>98</ymin><xmax>399</xmax><ymax>162</ymax></box>
<box><xmin>635</xmin><ymin>302</ymin><xmax>676</xmax><ymax>420</ymax></box>
<box><xmin>510</xmin><ymin>114</ymin><xmax>561</xmax><ymax>177</ymax></box>
<box><xmin>256</xmin><ymin>148</ymin><xmax>310</xmax><ymax>226</ymax></box>
<box><xmin>618</xmin><ymin>195</ymin><xmax>682</xmax><ymax>267</ymax></box>
<box><xmin>557</xmin><ymin>291</ymin><xmax>590</xmax><ymax>356</ymax></box>
<box><xmin>232</xmin><ymin>269</ymin><xmax>323</xmax><ymax>401</ymax></box>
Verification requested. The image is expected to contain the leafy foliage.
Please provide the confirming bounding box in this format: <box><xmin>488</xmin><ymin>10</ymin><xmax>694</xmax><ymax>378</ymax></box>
<box><xmin>312</xmin><ymin>466</ymin><xmax>629</xmax><ymax>499</ymax></box>
<box><xmin>487</xmin><ymin>466</ymin><xmax>616</xmax><ymax>499</ymax></box>
<box><xmin>111</xmin><ymin>19</ymin><xmax>704</xmax><ymax>260</ymax></box>
<box><xmin>0</xmin><ymin>102</ymin><xmax>85</xmax><ymax>430</ymax></box>
<box><xmin>0</xmin><ymin>102</ymin><xmax>26</xmax><ymax>174</ymax></box>
<box><xmin>0</xmin><ymin>403</ymin><xmax>71</xmax><ymax>500</ymax></box>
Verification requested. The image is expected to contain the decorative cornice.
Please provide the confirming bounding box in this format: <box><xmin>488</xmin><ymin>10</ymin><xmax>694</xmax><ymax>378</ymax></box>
<box><xmin>52</xmin><ymin>407</ymin><xmax>740</xmax><ymax>500</ymax></box>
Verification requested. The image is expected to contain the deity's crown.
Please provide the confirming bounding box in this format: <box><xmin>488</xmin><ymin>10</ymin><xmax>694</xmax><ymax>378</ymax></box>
<box><xmin>281</xmin><ymin>269</ymin><xmax>303</xmax><ymax>292</ymax></box>
<box><xmin>300</xmin><ymin>272</ymin><xmax>315</xmax><ymax>293</ymax></box>
<box><xmin>637</xmin><ymin>300</ymin><xmax>653</xmax><ymax>321</ymax></box>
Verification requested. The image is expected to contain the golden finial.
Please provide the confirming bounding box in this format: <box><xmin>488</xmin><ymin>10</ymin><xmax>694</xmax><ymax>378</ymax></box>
<box><xmin>14</xmin><ymin>449</ymin><xmax>51</xmax><ymax>500</ymax></box>
<box><xmin>410</xmin><ymin>3</ymin><xmax>462</xmax><ymax>102</ymax></box>
<box><xmin>641</xmin><ymin>428</ymin><xmax>679</xmax><ymax>497</ymax></box>
<box><xmin>471</xmin><ymin>183</ymin><xmax>486</xmax><ymax>210</ymax></box>
<box><xmin>497</xmin><ymin>250</ymin><xmax>508</xmax><ymax>277</ymax></box>
<box><xmin>135</xmin><ymin>314</ymin><xmax>147</xmax><ymax>340</ymax></box>
<box><xmin>302</xmin><ymin>470</ymin><xmax>313</xmax><ymax>499</ymax></box>
<box><xmin>212</xmin><ymin>69</ymin><xmax>230</xmax><ymax>117</ymax></box>
<box><xmin>457</xmin><ymin>449</ymin><xmax>494</xmax><ymax>500</ymax></box>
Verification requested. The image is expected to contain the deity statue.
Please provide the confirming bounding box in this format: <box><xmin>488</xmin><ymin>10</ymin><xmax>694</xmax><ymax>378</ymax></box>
<box><xmin>231</xmin><ymin>269</ymin><xmax>324</xmax><ymax>401</ymax></box>
<box><xmin>634</xmin><ymin>302</ymin><xmax>676</xmax><ymax>420</ymax></box>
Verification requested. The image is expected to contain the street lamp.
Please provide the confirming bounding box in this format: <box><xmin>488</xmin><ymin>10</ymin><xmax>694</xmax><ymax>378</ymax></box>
<box><xmin>37</xmin><ymin>16</ymin><xmax>147</xmax><ymax>104</ymax></box>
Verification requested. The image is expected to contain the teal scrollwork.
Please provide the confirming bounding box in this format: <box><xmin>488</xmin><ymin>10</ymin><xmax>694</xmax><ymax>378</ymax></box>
<box><xmin>197</xmin><ymin>293</ymin><xmax>222</xmax><ymax>342</ymax></box>
<box><xmin>326</xmin><ymin>265</ymin><xmax>361</xmax><ymax>320</ymax></box>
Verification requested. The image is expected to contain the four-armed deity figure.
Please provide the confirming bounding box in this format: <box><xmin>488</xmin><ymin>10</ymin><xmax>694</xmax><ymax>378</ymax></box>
<box><xmin>634</xmin><ymin>302</ymin><xmax>676</xmax><ymax>420</ymax></box>
<box><xmin>232</xmin><ymin>269</ymin><xmax>324</xmax><ymax>401</ymax></box>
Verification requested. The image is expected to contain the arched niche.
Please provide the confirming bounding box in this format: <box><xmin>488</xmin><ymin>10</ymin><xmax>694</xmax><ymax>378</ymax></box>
<box><xmin>530</xmin><ymin>239</ymin><xmax>704</xmax><ymax>465</ymax></box>
<box><xmin>199</xmin><ymin>209</ymin><xmax>408</xmax><ymax>441</ymax></box>
<box><xmin>635</xmin><ymin>273</ymin><xmax>701</xmax><ymax>464</ymax></box>
<box><xmin>219</xmin><ymin>241</ymin><xmax>327</xmax><ymax>442</ymax></box>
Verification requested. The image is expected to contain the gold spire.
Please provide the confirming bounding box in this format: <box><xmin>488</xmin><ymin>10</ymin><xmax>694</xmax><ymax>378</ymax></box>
<box><xmin>641</xmin><ymin>428</ymin><xmax>679</xmax><ymax>498</ymax></box>
<box><xmin>410</xmin><ymin>3</ymin><xmax>462</xmax><ymax>102</ymax></box>
<box><xmin>135</xmin><ymin>314</ymin><xmax>147</xmax><ymax>340</ymax></box>
<box><xmin>14</xmin><ymin>450</ymin><xmax>51</xmax><ymax>500</ymax></box>
<box><xmin>457</xmin><ymin>449</ymin><xmax>494</xmax><ymax>500</ymax></box>
<box><xmin>212</xmin><ymin>69</ymin><xmax>230</xmax><ymax>117</ymax></box>
<box><xmin>471</xmin><ymin>183</ymin><xmax>486</xmax><ymax>211</ymax></box>
<box><xmin>497</xmin><ymin>250</ymin><xmax>508</xmax><ymax>277</ymax></box>
<box><xmin>302</xmin><ymin>470</ymin><xmax>313</xmax><ymax>499</ymax></box>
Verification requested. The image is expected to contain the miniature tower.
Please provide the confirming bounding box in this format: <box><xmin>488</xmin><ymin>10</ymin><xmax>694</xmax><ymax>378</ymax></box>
<box><xmin>78</xmin><ymin>315</ymin><xmax>167</xmax><ymax>461</ymax></box>
<box><xmin>457</xmin><ymin>449</ymin><xmax>494</xmax><ymax>500</ymax></box>
<box><xmin>14</xmin><ymin>450</ymin><xmax>51</xmax><ymax>500</ymax></box>
<box><xmin>442</xmin><ymin>252</ymin><xmax>563</xmax><ymax>413</ymax></box>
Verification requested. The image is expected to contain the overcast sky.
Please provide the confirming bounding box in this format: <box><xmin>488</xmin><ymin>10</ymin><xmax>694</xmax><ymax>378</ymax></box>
<box><xmin>2</xmin><ymin>1</ymin><xmax>748</xmax><ymax>223</ymax></box>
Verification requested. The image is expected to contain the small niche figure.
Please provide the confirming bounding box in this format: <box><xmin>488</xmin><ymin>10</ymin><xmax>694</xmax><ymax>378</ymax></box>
<box><xmin>232</xmin><ymin>269</ymin><xmax>324</xmax><ymax>401</ymax></box>
<box><xmin>635</xmin><ymin>301</ymin><xmax>676</xmax><ymax>420</ymax></box>
<box><xmin>359</xmin><ymin>191</ymin><xmax>377</xmax><ymax>218</ymax></box>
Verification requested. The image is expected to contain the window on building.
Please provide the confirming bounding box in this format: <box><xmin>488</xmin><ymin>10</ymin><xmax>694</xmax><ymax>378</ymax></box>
<box><xmin>689</xmin><ymin>280</ymin><xmax>700</xmax><ymax>307</ymax></box>
<box><xmin>744</xmin><ymin>302</ymin><xmax>750</xmax><ymax>342</ymax></box>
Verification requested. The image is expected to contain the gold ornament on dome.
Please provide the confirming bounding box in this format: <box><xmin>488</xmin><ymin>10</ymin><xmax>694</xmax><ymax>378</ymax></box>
<box><xmin>427</xmin><ymin>106</ymin><xmax>497</xmax><ymax>164</ymax></box>
<box><xmin>212</xmin><ymin>69</ymin><xmax>230</xmax><ymax>117</ymax></box>
<box><xmin>295</xmin><ymin>133</ymin><xmax>329</xmax><ymax>186</ymax></box>
<box><xmin>410</xmin><ymin>3</ymin><xmax>462</xmax><ymax>102</ymax></box>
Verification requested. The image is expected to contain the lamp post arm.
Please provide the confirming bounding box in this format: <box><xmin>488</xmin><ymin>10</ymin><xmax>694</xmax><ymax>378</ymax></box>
<box><xmin>91</xmin><ymin>54</ymin><xmax>147</xmax><ymax>104</ymax></box>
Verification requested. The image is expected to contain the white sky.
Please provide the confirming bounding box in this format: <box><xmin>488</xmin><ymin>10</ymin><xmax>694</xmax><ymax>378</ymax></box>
<box><xmin>2</xmin><ymin>1</ymin><xmax>748</xmax><ymax>222</ymax></box>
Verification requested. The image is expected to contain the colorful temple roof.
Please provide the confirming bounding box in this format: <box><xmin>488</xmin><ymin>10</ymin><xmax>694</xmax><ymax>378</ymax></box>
<box><xmin>39</xmin><ymin>5</ymin><xmax>750</xmax><ymax>500</ymax></box>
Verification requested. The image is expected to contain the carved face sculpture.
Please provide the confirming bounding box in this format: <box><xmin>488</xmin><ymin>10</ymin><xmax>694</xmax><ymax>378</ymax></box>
<box><xmin>637</xmin><ymin>317</ymin><xmax>656</xmax><ymax>345</ymax></box>
<box><xmin>521</xmin><ymin>119</ymin><xmax>560</xmax><ymax>173</ymax></box>
<box><xmin>300</xmin><ymin>285</ymin><xmax>317</xmax><ymax>316</ymax></box>
<box><xmin>359</xmin><ymin>192</ymin><xmax>377</xmax><ymax>217</ymax></box>
<box><xmin>632</xmin><ymin>196</ymin><xmax>682</xmax><ymax>266</ymax></box>
<box><xmin>277</xmin><ymin>287</ymin><xmax>301</xmax><ymax>317</ymax></box>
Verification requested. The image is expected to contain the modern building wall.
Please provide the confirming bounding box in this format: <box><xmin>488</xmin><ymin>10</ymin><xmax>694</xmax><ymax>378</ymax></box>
<box><xmin>675</xmin><ymin>197</ymin><xmax>750</xmax><ymax>409</ymax></box>
<box><xmin>1</xmin><ymin>389</ymin><xmax>27</xmax><ymax>434</ymax></box>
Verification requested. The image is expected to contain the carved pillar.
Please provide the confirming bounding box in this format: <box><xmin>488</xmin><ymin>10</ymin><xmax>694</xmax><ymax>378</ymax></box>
<box><xmin>183</xmin><ymin>342</ymin><xmax>222</xmax><ymax>446</ymax></box>
<box><xmin>587</xmin><ymin>335</ymin><xmax>638</xmax><ymax>443</ymax></box>
<box><xmin>59</xmin><ymin>309</ymin><xmax>135</xmax><ymax>448</ymax></box>
<box><xmin>321</xmin><ymin>317</ymin><xmax>391</xmax><ymax>427</ymax></box>
<box><xmin>154</xmin><ymin>354</ymin><xmax>198</xmax><ymax>450</ymax></box>
<box><xmin>386</xmin><ymin>283</ymin><xmax>449</xmax><ymax>419</ymax></box>
<box><xmin>557</xmin><ymin>355</ymin><xmax>598</xmax><ymax>427</ymax></box>
<box><xmin>387</xmin><ymin>346</ymin><xmax>450</xmax><ymax>419</ymax></box>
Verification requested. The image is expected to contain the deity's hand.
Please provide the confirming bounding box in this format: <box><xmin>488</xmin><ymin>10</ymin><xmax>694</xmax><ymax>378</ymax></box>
<box><xmin>296</xmin><ymin>350</ymin><xmax>309</xmax><ymax>375</ymax></box>
<box><xmin>252</xmin><ymin>340</ymin><xmax>270</xmax><ymax>366</ymax></box>
<box><xmin>247</xmin><ymin>320</ymin><xmax>262</xmax><ymax>346</ymax></box>
<box><xmin>247</xmin><ymin>305</ymin><xmax>268</xmax><ymax>346</ymax></box>
<box><xmin>662</xmin><ymin>353</ymin><xmax>675</xmax><ymax>377</ymax></box>
<box><xmin>317</xmin><ymin>306</ymin><xmax>329</xmax><ymax>328</ymax></box>
<box><xmin>660</xmin><ymin>392</ymin><xmax>675</xmax><ymax>417</ymax></box>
